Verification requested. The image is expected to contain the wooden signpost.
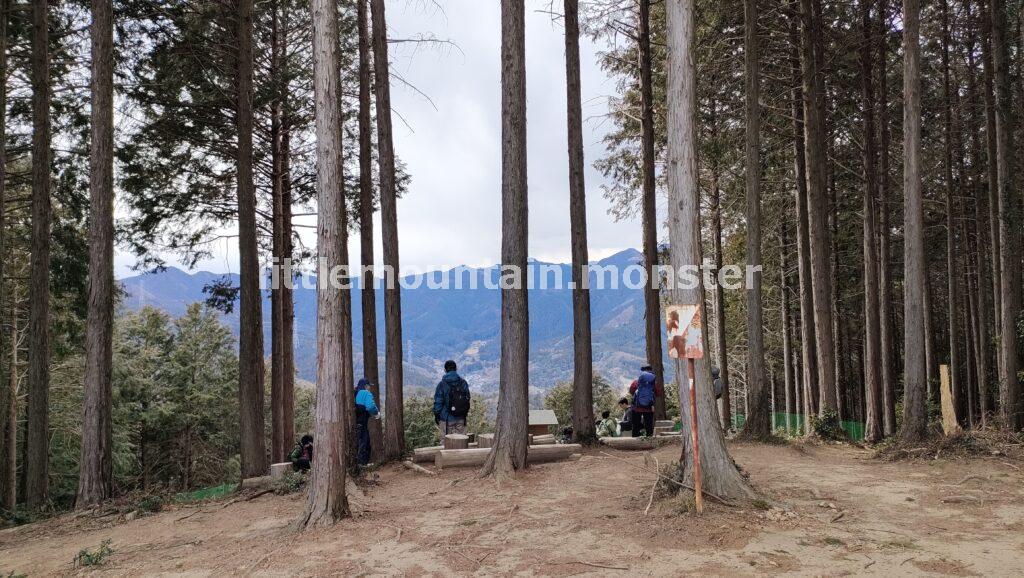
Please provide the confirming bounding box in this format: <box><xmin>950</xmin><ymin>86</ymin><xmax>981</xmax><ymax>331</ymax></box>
<box><xmin>666</xmin><ymin>304</ymin><xmax>705</xmax><ymax>514</ymax></box>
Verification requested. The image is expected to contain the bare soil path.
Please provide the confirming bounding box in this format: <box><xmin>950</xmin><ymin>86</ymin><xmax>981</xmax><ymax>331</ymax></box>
<box><xmin>2</xmin><ymin>441</ymin><xmax>1022</xmax><ymax>576</ymax></box>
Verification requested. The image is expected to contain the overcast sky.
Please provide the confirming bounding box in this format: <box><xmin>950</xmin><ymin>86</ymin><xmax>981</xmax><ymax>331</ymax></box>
<box><xmin>115</xmin><ymin>1</ymin><xmax>645</xmax><ymax>277</ymax></box>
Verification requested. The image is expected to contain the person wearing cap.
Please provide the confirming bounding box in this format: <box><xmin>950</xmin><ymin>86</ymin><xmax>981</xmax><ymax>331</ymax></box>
<box><xmin>354</xmin><ymin>378</ymin><xmax>380</xmax><ymax>466</ymax></box>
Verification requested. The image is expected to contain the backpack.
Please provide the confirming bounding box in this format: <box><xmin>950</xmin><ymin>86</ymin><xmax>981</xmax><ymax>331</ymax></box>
<box><xmin>635</xmin><ymin>372</ymin><xmax>656</xmax><ymax>409</ymax></box>
<box><xmin>448</xmin><ymin>379</ymin><xmax>471</xmax><ymax>418</ymax></box>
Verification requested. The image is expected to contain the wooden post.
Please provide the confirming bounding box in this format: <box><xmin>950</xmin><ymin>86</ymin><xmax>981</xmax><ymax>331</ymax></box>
<box><xmin>688</xmin><ymin>358</ymin><xmax>703</xmax><ymax>514</ymax></box>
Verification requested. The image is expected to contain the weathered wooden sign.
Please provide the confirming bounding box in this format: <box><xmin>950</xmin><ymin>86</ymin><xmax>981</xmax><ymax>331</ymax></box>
<box><xmin>665</xmin><ymin>304</ymin><xmax>704</xmax><ymax>360</ymax></box>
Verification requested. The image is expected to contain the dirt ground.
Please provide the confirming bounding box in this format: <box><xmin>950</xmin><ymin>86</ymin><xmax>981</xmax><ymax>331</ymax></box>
<box><xmin>2</xmin><ymin>441</ymin><xmax>1023</xmax><ymax>576</ymax></box>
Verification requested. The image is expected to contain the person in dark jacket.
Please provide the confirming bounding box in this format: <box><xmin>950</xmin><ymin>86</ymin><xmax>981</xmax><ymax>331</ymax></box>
<box><xmin>289</xmin><ymin>434</ymin><xmax>313</xmax><ymax>472</ymax></box>
<box><xmin>628</xmin><ymin>365</ymin><xmax>664</xmax><ymax>437</ymax></box>
<box><xmin>434</xmin><ymin>360</ymin><xmax>471</xmax><ymax>437</ymax></box>
<box><xmin>354</xmin><ymin>378</ymin><xmax>380</xmax><ymax>466</ymax></box>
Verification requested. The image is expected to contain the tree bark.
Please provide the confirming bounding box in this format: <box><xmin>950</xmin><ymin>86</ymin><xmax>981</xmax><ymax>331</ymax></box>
<box><xmin>860</xmin><ymin>0</ymin><xmax>883</xmax><ymax>443</ymax></box>
<box><xmin>0</xmin><ymin>0</ymin><xmax>9</xmax><ymax>510</ymax></box>
<box><xmin>788</xmin><ymin>0</ymin><xmax>818</xmax><ymax>432</ymax></box>
<box><xmin>25</xmin><ymin>0</ymin><xmax>52</xmax><ymax>508</ymax></box>
<box><xmin>899</xmin><ymin>0</ymin><xmax>928</xmax><ymax>443</ymax></box>
<box><xmin>370</xmin><ymin>0</ymin><xmax>406</xmax><ymax>460</ymax></box>
<box><xmin>780</xmin><ymin>224</ymin><xmax>795</xmax><ymax>434</ymax></box>
<box><xmin>739</xmin><ymin>0</ymin><xmax>771</xmax><ymax>440</ymax></box>
<box><xmin>358</xmin><ymin>0</ymin><xmax>384</xmax><ymax>462</ymax></box>
<box><xmin>300</xmin><ymin>0</ymin><xmax>352</xmax><ymax>528</ymax></box>
<box><xmin>236</xmin><ymin>0</ymin><xmax>267</xmax><ymax>479</ymax></box>
<box><xmin>564</xmin><ymin>0</ymin><xmax>595</xmax><ymax>443</ymax></box>
<box><xmin>3</xmin><ymin>324</ymin><xmax>15</xmax><ymax>510</ymax></box>
<box><xmin>799</xmin><ymin>0</ymin><xmax>837</xmax><ymax>415</ymax></box>
<box><xmin>78</xmin><ymin>0</ymin><xmax>116</xmax><ymax>507</ymax></box>
<box><xmin>639</xmin><ymin>0</ymin><xmax>666</xmax><ymax>422</ymax></box>
<box><xmin>989</xmin><ymin>0</ymin><xmax>1021</xmax><ymax>431</ymax></box>
<box><xmin>280</xmin><ymin>42</ymin><xmax>296</xmax><ymax>461</ymax></box>
<box><xmin>666</xmin><ymin>0</ymin><xmax>754</xmax><ymax>501</ymax></box>
<box><xmin>480</xmin><ymin>0</ymin><xmax>530</xmax><ymax>481</ymax></box>
<box><xmin>875</xmin><ymin>0</ymin><xmax>897</xmax><ymax>435</ymax></box>
<box><xmin>980</xmin><ymin>0</ymin><xmax>1002</xmax><ymax>353</ymax></box>
<box><xmin>270</xmin><ymin>0</ymin><xmax>285</xmax><ymax>463</ymax></box>
<box><xmin>710</xmin><ymin>147</ymin><xmax>731</xmax><ymax>431</ymax></box>
<box><xmin>940</xmin><ymin>0</ymin><xmax>961</xmax><ymax>424</ymax></box>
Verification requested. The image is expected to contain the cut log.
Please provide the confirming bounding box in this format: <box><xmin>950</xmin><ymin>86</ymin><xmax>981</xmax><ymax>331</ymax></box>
<box><xmin>477</xmin><ymin>433</ymin><xmax>494</xmax><ymax>448</ymax></box>
<box><xmin>240</xmin><ymin>475</ymin><xmax>272</xmax><ymax>489</ymax></box>
<box><xmin>599</xmin><ymin>436</ymin><xmax>672</xmax><ymax>450</ymax></box>
<box><xmin>402</xmin><ymin>460</ymin><xmax>437</xmax><ymax>476</ymax></box>
<box><xmin>444</xmin><ymin>434</ymin><xmax>470</xmax><ymax>450</ymax></box>
<box><xmin>269</xmin><ymin>462</ymin><xmax>292</xmax><ymax>480</ymax></box>
<box><xmin>533</xmin><ymin>434</ymin><xmax>555</xmax><ymax>442</ymax></box>
<box><xmin>435</xmin><ymin>444</ymin><xmax>581</xmax><ymax>469</ymax></box>
<box><xmin>653</xmin><ymin>426</ymin><xmax>674</xmax><ymax>436</ymax></box>
<box><xmin>412</xmin><ymin>445</ymin><xmax>442</xmax><ymax>463</ymax></box>
<box><xmin>532</xmin><ymin>436</ymin><xmax>555</xmax><ymax>445</ymax></box>
<box><xmin>655</xmin><ymin>420</ymin><xmax>676</xmax><ymax>429</ymax></box>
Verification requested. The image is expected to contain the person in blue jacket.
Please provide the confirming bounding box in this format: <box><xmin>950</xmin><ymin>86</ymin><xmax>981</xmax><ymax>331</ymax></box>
<box><xmin>433</xmin><ymin>360</ymin><xmax>471</xmax><ymax>438</ymax></box>
<box><xmin>354</xmin><ymin>378</ymin><xmax>380</xmax><ymax>466</ymax></box>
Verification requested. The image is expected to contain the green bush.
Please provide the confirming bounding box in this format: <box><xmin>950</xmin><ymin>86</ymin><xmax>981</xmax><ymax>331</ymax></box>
<box><xmin>75</xmin><ymin>539</ymin><xmax>114</xmax><ymax>567</ymax></box>
<box><xmin>137</xmin><ymin>495</ymin><xmax>164</xmax><ymax>513</ymax></box>
<box><xmin>810</xmin><ymin>408</ymin><xmax>845</xmax><ymax>441</ymax></box>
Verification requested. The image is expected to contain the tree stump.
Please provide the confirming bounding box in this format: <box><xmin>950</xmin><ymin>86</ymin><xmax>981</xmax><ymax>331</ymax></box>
<box><xmin>477</xmin><ymin>434</ymin><xmax>494</xmax><ymax>448</ymax></box>
<box><xmin>443</xmin><ymin>434</ymin><xmax>470</xmax><ymax>450</ymax></box>
<box><xmin>270</xmin><ymin>462</ymin><xmax>292</xmax><ymax>480</ymax></box>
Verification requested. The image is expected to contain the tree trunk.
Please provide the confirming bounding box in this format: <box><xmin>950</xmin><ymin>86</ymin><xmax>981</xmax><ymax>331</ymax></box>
<box><xmin>78</xmin><ymin>0</ymin><xmax>116</xmax><ymax>507</ymax></box>
<box><xmin>280</xmin><ymin>32</ymin><xmax>296</xmax><ymax>459</ymax></box>
<box><xmin>481</xmin><ymin>0</ymin><xmax>530</xmax><ymax>481</ymax></box>
<box><xmin>666</xmin><ymin>0</ymin><xmax>754</xmax><ymax>501</ymax></box>
<box><xmin>300</xmin><ymin>0</ymin><xmax>352</xmax><ymax>528</ymax></box>
<box><xmin>780</xmin><ymin>224</ymin><xmax>795</xmax><ymax>434</ymax></box>
<box><xmin>370</xmin><ymin>0</ymin><xmax>406</xmax><ymax>460</ymax></box>
<box><xmin>270</xmin><ymin>0</ymin><xmax>285</xmax><ymax>463</ymax></box>
<box><xmin>3</xmin><ymin>323</ymin><xmax>16</xmax><ymax>510</ymax></box>
<box><xmin>860</xmin><ymin>0</ymin><xmax>883</xmax><ymax>443</ymax></box>
<box><xmin>899</xmin><ymin>0</ymin><xmax>928</xmax><ymax>443</ymax></box>
<box><xmin>639</xmin><ymin>0</ymin><xmax>666</xmax><ymax>422</ymax></box>
<box><xmin>739</xmin><ymin>0</ymin><xmax>770</xmax><ymax>440</ymax></box>
<box><xmin>875</xmin><ymin>0</ymin><xmax>897</xmax><ymax>435</ymax></box>
<box><xmin>799</xmin><ymin>0</ymin><xmax>837</xmax><ymax>415</ymax></box>
<box><xmin>710</xmin><ymin>151</ymin><xmax>731</xmax><ymax>431</ymax></box>
<box><xmin>989</xmin><ymin>0</ymin><xmax>1021</xmax><ymax>431</ymax></box>
<box><xmin>941</xmin><ymin>0</ymin><xmax>961</xmax><ymax>425</ymax></box>
<box><xmin>980</xmin><ymin>0</ymin><xmax>1002</xmax><ymax>355</ymax></box>
<box><xmin>358</xmin><ymin>0</ymin><xmax>384</xmax><ymax>462</ymax></box>
<box><xmin>788</xmin><ymin>0</ymin><xmax>818</xmax><ymax>432</ymax></box>
<box><xmin>236</xmin><ymin>0</ymin><xmax>267</xmax><ymax>479</ymax></box>
<box><xmin>564</xmin><ymin>0</ymin><xmax>594</xmax><ymax>443</ymax></box>
<box><xmin>0</xmin><ymin>0</ymin><xmax>9</xmax><ymax>510</ymax></box>
<box><xmin>966</xmin><ymin>45</ymin><xmax>991</xmax><ymax>426</ymax></box>
<box><xmin>25</xmin><ymin>0</ymin><xmax>52</xmax><ymax>508</ymax></box>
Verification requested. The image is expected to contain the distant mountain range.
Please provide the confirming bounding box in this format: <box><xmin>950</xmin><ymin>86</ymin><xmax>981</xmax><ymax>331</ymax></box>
<box><xmin>118</xmin><ymin>249</ymin><xmax>667</xmax><ymax>393</ymax></box>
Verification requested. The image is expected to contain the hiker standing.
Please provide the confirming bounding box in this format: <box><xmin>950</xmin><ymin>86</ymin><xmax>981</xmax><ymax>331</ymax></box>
<box><xmin>434</xmin><ymin>360</ymin><xmax>471</xmax><ymax>438</ymax></box>
<box><xmin>354</xmin><ymin>379</ymin><xmax>380</xmax><ymax>466</ymax></box>
<box><xmin>629</xmin><ymin>365</ymin><xmax>663</xmax><ymax>437</ymax></box>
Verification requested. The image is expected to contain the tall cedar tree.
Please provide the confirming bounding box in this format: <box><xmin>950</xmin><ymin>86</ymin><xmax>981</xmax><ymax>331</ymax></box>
<box><xmin>638</xmin><ymin>0</ymin><xmax>667</xmax><ymax>421</ymax></box>
<box><xmin>739</xmin><ymin>0</ymin><xmax>771</xmax><ymax>439</ymax></box>
<box><xmin>358</xmin><ymin>0</ymin><xmax>384</xmax><ymax>461</ymax></box>
<box><xmin>371</xmin><ymin>0</ymin><xmax>406</xmax><ymax>461</ymax></box>
<box><xmin>900</xmin><ymin>0</ymin><xmax>928</xmax><ymax>443</ymax></box>
<box><xmin>564</xmin><ymin>0</ymin><xmax>595</xmax><ymax>443</ymax></box>
<box><xmin>666</xmin><ymin>0</ymin><xmax>755</xmax><ymax>500</ymax></box>
<box><xmin>300</xmin><ymin>0</ymin><xmax>352</xmax><ymax>528</ymax></box>
<box><xmin>78</xmin><ymin>0</ymin><xmax>116</xmax><ymax>506</ymax></box>
<box><xmin>236</xmin><ymin>0</ymin><xmax>268</xmax><ymax>479</ymax></box>
<box><xmin>481</xmin><ymin>0</ymin><xmax>530</xmax><ymax>481</ymax></box>
<box><xmin>0</xmin><ymin>0</ymin><xmax>10</xmax><ymax>511</ymax></box>
<box><xmin>26</xmin><ymin>0</ymin><xmax>53</xmax><ymax>508</ymax></box>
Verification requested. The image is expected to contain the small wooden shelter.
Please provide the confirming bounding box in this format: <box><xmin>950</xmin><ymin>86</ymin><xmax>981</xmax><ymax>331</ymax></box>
<box><xmin>528</xmin><ymin>409</ymin><xmax>559</xmax><ymax>436</ymax></box>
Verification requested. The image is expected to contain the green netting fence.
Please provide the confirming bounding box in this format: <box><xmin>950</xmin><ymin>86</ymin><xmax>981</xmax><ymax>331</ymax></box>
<box><xmin>730</xmin><ymin>413</ymin><xmax>865</xmax><ymax>441</ymax></box>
